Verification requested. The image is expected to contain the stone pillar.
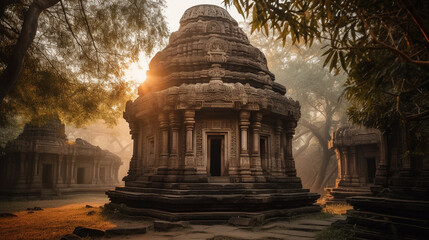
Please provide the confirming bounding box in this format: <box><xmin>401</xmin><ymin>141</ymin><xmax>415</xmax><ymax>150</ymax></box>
<box><xmin>96</xmin><ymin>160</ymin><xmax>100</xmax><ymax>183</ymax></box>
<box><xmin>65</xmin><ymin>157</ymin><xmax>71</xmax><ymax>185</ymax></box>
<box><xmin>57</xmin><ymin>155</ymin><xmax>64</xmax><ymax>185</ymax></box>
<box><xmin>125</xmin><ymin>122</ymin><xmax>139</xmax><ymax>181</ymax></box>
<box><xmin>271</xmin><ymin>120</ymin><xmax>282</xmax><ymax>175</ymax></box>
<box><xmin>335</xmin><ymin>149</ymin><xmax>343</xmax><ymax>187</ymax></box>
<box><xmin>284</xmin><ymin>121</ymin><xmax>297</xmax><ymax>177</ymax></box>
<box><xmin>343</xmin><ymin>147</ymin><xmax>350</xmax><ymax>183</ymax></box>
<box><xmin>184</xmin><ymin>110</ymin><xmax>196</xmax><ymax>172</ymax></box>
<box><xmin>250</xmin><ymin>112</ymin><xmax>263</xmax><ymax>175</ymax></box>
<box><xmin>32</xmin><ymin>153</ymin><xmax>41</xmax><ymax>187</ymax></box>
<box><xmin>107</xmin><ymin>162</ymin><xmax>113</xmax><ymax>184</ymax></box>
<box><xmin>159</xmin><ymin>112</ymin><xmax>169</xmax><ymax>169</ymax></box>
<box><xmin>91</xmin><ymin>156</ymin><xmax>97</xmax><ymax>184</ymax></box>
<box><xmin>137</xmin><ymin>125</ymin><xmax>144</xmax><ymax>174</ymax></box>
<box><xmin>400</xmin><ymin>124</ymin><xmax>411</xmax><ymax>176</ymax></box>
<box><xmin>17</xmin><ymin>153</ymin><xmax>26</xmax><ymax>184</ymax></box>
<box><xmin>374</xmin><ymin>132</ymin><xmax>389</xmax><ymax>186</ymax></box>
<box><xmin>350</xmin><ymin>146</ymin><xmax>360</xmax><ymax>185</ymax></box>
<box><xmin>169</xmin><ymin>111</ymin><xmax>180</xmax><ymax>169</ymax></box>
<box><xmin>71</xmin><ymin>151</ymin><xmax>77</xmax><ymax>184</ymax></box>
<box><xmin>239</xmin><ymin>111</ymin><xmax>251</xmax><ymax>176</ymax></box>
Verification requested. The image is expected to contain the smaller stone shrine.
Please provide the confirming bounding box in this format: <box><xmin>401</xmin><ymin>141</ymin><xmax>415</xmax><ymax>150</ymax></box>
<box><xmin>340</xmin><ymin>123</ymin><xmax>429</xmax><ymax>239</ymax></box>
<box><xmin>324</xmin><ymin>126</ymin><xmax>380</xmax><ymax>204</ymax></box>
<box><xmin>0</xmin><ymin>119</ymin><xmax>122</xmax><ymax>196</ymax></box>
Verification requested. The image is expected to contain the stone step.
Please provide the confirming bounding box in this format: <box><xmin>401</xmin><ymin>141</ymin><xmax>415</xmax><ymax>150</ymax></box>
<box><xmin>125</xmin><ymin>181</ymin><xmax>305</xmax><ymax>190</ymax></box>
<box><xmin>117</xmin><ymin>186</ymin><xmax>308</xmax><ymax>195</ymax></box>
<box><xmin>109</xmin><ymin>190</ymin><xmax>319</xmax><ymax>203</ymax></box>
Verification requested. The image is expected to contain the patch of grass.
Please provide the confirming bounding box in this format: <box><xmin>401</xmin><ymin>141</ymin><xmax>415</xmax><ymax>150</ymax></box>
<box><xmin>316</xmin><ymin>226</ymin><xmax>354</xmax><ymax>240</ymax></box>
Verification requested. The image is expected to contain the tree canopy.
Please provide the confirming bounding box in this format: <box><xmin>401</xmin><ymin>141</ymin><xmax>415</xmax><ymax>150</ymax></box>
<box><xmin>0</xmin><ymin>0</ymin><xmax>168</xmax><ymax>126</ymax></box>
<box><xmin>225</xmin><ymin>0</ymin><xmax>429</xmax><ymax>129</ymax></box>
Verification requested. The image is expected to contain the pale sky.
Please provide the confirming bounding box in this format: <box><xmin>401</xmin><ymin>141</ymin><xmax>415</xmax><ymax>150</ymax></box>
<box><xmin>124</xmin><ymin>0</ymin><xmax>245</xmax><ymax>84</ymax></box>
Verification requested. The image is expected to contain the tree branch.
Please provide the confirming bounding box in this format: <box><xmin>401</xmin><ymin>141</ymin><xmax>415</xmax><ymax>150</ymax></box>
<box><xmin>59</xmin><ymin>0</ymin><xmax>94</xmax><ymax>63</ymax></box>
<box><xmin>78</xmin><ymin>0</ymin><xmax>99</xmax><ymax>71</ymax></box>
<box><xmin>400</xmin><ymin>0</ymin><xmax>429</xmax><ymax>45</ymax></box>
<box><xmin>0</xmin><ymin>0</ymin><xmax>60</xmax><ymax>102</ymax></box>
<box><xmin>294</xmin><ymin>134</ymin><xmax>314</xmax><ymax>158</ymax></box>
<box><xmin>358</xmin><ymin>9</ymin><xmax>429</xmax><ymax>66</ymax></box>
<box><xmin>405</xmin><ymin>110</ymin><xmax>429</xmax><ymax>121</ymax></box>
<box><xmin>300</xmin><ymin>119</ymin><xmax>327</xmax><ymax>145</ymax></box>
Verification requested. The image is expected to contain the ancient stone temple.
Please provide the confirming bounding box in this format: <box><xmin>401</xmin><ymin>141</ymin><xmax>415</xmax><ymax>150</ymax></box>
<box><xmin>0</xmin><ymin>119</ymin><xmax>122</xmax><ymax>196</ymax></box>
<box><xmin>106</xmin><ymin>5</ymin><xmax>319</xmax><ymax>222</ymax></box>
<box><xmin>340</xmin><ymin>124</ymin><xmax>429</xmax><ymax>239</ymax></box>
<box><xmin>324</xmin><ymin>126</ymin><xmax>380</xmax><ymax>204</ymax></box>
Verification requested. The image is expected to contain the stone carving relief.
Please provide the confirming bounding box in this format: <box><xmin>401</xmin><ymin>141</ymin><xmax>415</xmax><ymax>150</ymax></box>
<box><xmin>206</xmin><ymin>37</ymin><xmax>228</xmax><ymax>63</ymax></box>
<box><xmin>208</xmin><ymin>64</ymin><xmax>226</xmax><ymax>79</ymax></box>
<box><xmin>207</xmin><ymin>21</ymin><xmax>222</xmax><ymax>33</ymax></box>
<box><xmin>195</xmin><ymin>122</ymin><xmax>203</xmax><ymax>166</ymax></box>
<box><xmin>132</xmin><ymin>81</ymin><xmax>300</xmax><ymax>123</ymax></box>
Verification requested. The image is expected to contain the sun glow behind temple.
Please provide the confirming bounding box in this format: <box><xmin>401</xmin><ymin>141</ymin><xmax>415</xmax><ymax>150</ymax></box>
<box><xmin>123</xmin><ymin>57</ymin><xmax>150</xmax><ymax>84</ymax></box>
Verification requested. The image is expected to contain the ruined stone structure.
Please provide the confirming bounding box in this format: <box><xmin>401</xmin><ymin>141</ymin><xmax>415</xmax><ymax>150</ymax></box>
<box><xmin>340</xmin><ymin>124</ymin><xmax>429</xmax><ymax>239</ymax></box>
<box><xmin>324</xmin><ymin>126</ymin><xmax>380</xmax><ymax>204</ymax></box>
<box><xmin>106</xmin><ymin>5</ymin><xmax>319</xmax><ymax>222</ymax></box>
<box><xmin>0</xmin><ymin>119</ymin><xmax>122</xmax><ymax>196</ymax></box>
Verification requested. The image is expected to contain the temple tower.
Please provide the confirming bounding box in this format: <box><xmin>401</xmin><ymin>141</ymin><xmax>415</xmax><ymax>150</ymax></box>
<box><xmin>106</xmin><ymin>5</ymin><xmax>319</xmax><ymax>222</ymax></box>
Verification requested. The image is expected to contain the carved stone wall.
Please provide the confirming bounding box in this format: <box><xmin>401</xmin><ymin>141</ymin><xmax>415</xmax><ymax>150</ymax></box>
<box><xmin>324</xmin><ymin>126</ymin><xmax>380</xmax><ymax>204</ymax></box>
<box><xmin>0</xmin><ymin>119</ymin><xmax>122</xmax><ymax>196</ymax></box>
<box><xmin>107</xmin><ymin>5</ymin><xmax>320</xmax><ymax>222</ymax></box>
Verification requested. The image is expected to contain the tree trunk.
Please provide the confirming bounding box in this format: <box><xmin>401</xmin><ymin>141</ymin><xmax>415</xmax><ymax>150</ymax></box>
<box><xmin>0</xmin><ymin>0</ymin><xmax>60</xmax><ymax>102</ymax></box>
<box><xmin>312</xmin><ymin>146</ymin><xmax>334</xmax><ymax>191</ymax></box>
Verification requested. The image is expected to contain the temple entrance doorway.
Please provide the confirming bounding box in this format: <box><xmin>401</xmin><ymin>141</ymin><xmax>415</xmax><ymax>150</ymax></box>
<box><xmin>77</xmin><ymin>167</ymin><xmax>85</xmax><ymax>184</ymax></box>
<box><xmin>366</xmin><ymin>158</ymin><xmax>376</xmax><ymax>183</ymax></box>
<box><xmin>208</xmin><ymin>136</ymin><xmax>224</xmax><ymax>176</ymax></box>
<box><xmin>42</xmin><ymin>164</ymin><xmax>53</xmax><ymax>188</ymax></box>
<box><xmin>100</xmin><ymin>167</ymin><xmax>105</xmax><ymax>183</ymax></box>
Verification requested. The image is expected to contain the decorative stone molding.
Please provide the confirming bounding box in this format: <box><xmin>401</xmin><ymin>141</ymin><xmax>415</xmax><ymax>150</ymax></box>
<box><xmin>132</xmin><ymin>81</ymin><xmax>300</xmax><ymax>122</ymax></box>
<box><xmin>107</xmin><ymin>5</ymin><xmax>319</xmax><ymax>222</ymax></box>
<box><xmin>206</xmin><ymin>37</ymin><xmax>228</xmax><ymax>63</ymax></box>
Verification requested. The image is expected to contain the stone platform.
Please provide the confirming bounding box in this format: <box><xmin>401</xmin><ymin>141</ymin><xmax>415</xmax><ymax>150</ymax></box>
<box><xmin>324</xmin><ymin>186</ymin><xmax>372</xmax><ymax>205</ymax></box>
<box><xmin>107</xmin><ymin>181</ymin><xmax>320</xmax><ymax>222</ymax></box>
<box><xmin>341</xmin><ymin>196</ymin><xmax>429</xmax><ymax>240</ymax></box>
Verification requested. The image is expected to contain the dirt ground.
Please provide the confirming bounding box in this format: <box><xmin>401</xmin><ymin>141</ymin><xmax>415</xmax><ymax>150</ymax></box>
<box><xmin>0</xmin><ymin>194</ymin><xmax>352</xmax><ymax>240</ymax></box>
<box><xmin>0</xmin><ymin>193</ymin><xmax>108</xmax><ymax>213</ymax></box>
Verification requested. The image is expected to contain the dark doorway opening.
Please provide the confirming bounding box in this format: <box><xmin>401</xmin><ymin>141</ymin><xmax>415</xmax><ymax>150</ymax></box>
<box><xmin>209</xmin><ymin>137</ymin><xmax>222</xmax><ymax>176</ymax></box>
<box><xmin>77</xmin><ymin>167</ymin><xmax>85</xmax><ymax>184</ymax></box>
<box><xmin>367</xmin><ymin>158</ymin><xmax>376</xmax><ymax>183</ymax></box>
<box><xmin>99</xmin><ymin>167</ymin><xmax>105</xmax><ymax>183</ymax></box>
<box><xmin>42</xmin><ymin>164</ymin><xmax>53</xmax><ymax>188</ymax></box>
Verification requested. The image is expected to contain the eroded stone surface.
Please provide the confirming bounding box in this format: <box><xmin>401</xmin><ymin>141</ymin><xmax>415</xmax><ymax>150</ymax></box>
<box><xmin>98</xmin><ymin>215</ymin><xmax>345</xmax><ymax>240</ymax></box>
<box><xmin>0</xmin><ymin>119</ymin><xmax>122</xmax><ymax>196</ymax></box>
<box><xmin>324</xmin><ymin>126</ymin><xmax>380</xmax><ymax>204</ymax></box>
<box><xmin>106</xmin><ymin>4</ymin><xmax>319</xmax><ymax>223</ymax></box>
